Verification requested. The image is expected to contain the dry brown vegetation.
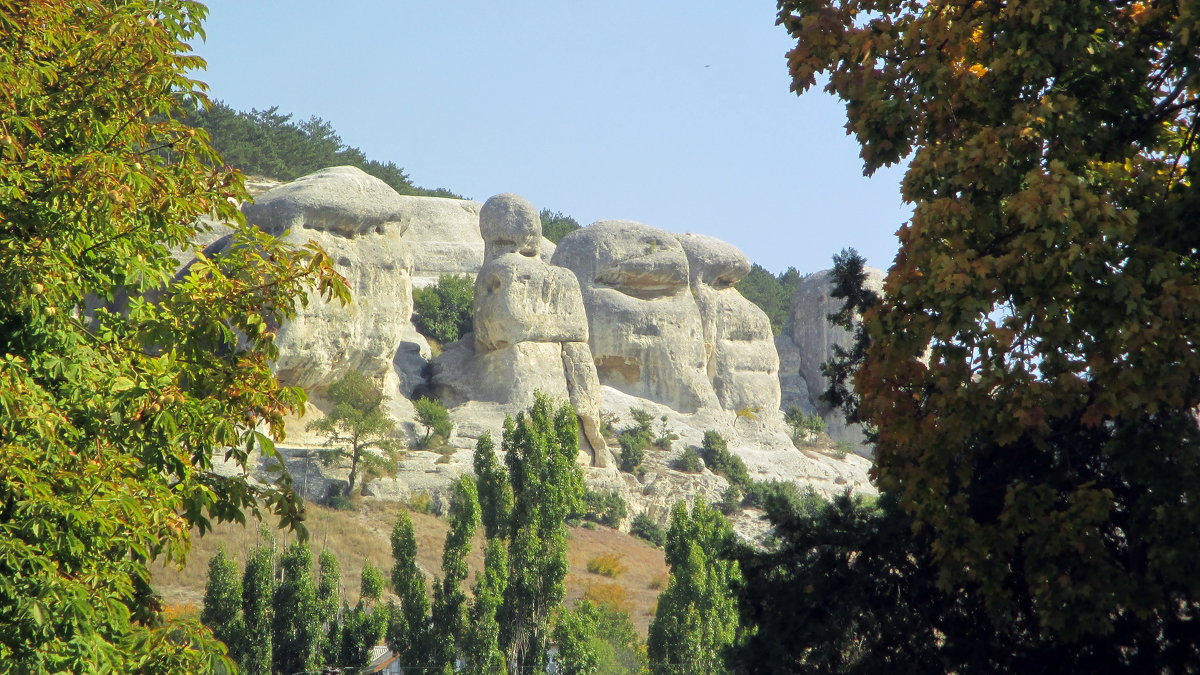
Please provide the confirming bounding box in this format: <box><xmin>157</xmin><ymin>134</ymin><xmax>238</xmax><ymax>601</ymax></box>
<box><xmin>152</xmin><ymin>498</ymin><xmax>669</xmax><ymax>635</ymax></box>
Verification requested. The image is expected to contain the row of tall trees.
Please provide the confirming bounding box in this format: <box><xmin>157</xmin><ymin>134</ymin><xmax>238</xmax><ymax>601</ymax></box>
<box><xmin>201</xmin><ymin>537</ymin><xmax>390</xmax><ymax>673</ymax></box>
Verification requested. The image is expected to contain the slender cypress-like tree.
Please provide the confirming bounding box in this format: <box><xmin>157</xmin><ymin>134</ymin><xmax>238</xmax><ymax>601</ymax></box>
<box><xmin>272</xmin><ymin>541</ymin><xmax>321</xmax><ymax>674</ymax></box>
<box><xmin>316</xmin><ymin>549</ymin><xmax>342</xmax><ymax>666</ymax></box>
<box><xmin>388</xmin><ymin>510</ymin><xmax>431</xmax><ymax>669</ymax></box>
<box><xmin>200</xmin><ymin>546</ymin><xmax>244</xmax><ymax>657</ymax></box>
<box><xmin>463</xmin><ymin>538</ymin><xmax>509</xmax><ymax>675</ymax></box>
<box><xmin>648</xmin><ymin>498</ymin><xmax>742</xmax><ymax>675</ymax></box>
<box><xmin>498</xmin><ymin>394</ymin><xmax>586</xmax><ymax>673</ymax></box>
<box><xmin>472</xmin><ymin>432</ymin><xmax>513</xmax><ymax>540</ymax></box>
<box><xmin>239</xmin><ymin>544</ymin><xmax>274</xmax><ymax>675</ymax></box>
<box><xmin>430</xmin><ymin>477</ymin><xmax>481</xmax><ymax>673</ymax></box>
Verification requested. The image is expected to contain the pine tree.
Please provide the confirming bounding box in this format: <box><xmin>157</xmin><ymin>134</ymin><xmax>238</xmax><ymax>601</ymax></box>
<box><xmin>430</xmin><ymin>477</ymin><xmax>482</xmax><ymax>673</ymax></box>
<box><xmin>648</xmin><ymin>498</ymin><xmax>741</xmax><ymax>674</ymax></box>
<box><xmin>239</xmin><ymin>544</ymin><xmax>274</xmax><ymax>675</ymax></box>
<box><xmin>200</xmin><ymin>546</ymin><xmax>243</xmax><ymax>655</ymax></box>
<box><xmin>272</xmin><ymin>541</ymin><xmax>321</xmax><ymax>674</ymax></box>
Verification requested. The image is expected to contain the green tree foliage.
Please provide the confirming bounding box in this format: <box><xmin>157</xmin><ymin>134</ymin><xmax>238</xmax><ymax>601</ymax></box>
<box><xmin>239</xmin><ymin>544</ymin><xmax>275</xmax><ymax>675</ymax></box>
<box><xmin>388</xmin><ymin>510</ymin><xmax>432</xmax><ymax>667</ymax></box>
<box><xmin>734</xmin><ymin>264</ymin><xmax>804</xmax><ymax>335</ymax></box>
<box><xmin>0</xmin><ymin>2</ymin><xmax>349</xmax><ymax>670</ymax></box>
<box><xmin>555</xmin><ymin>600</ymin><xmax>645</xmax><ymax>675</ymax></box>
<box><xmin>553</xmin><ymin>601</ymin><xmax>600</xmax><ymax>675</ymax></box>
<box><xmin>430</xmin><ymin>477</ymin><xmax>482</xmax><ymax>674</ymax></box>
<box><xmin>672</xmin><ymin>447</ymin><xmax>704</xmax><ymax>473</ymax></box>
<box><xmin>360</xmin><ymin>560</ymin><xmax>385</xmax><ymax>603</ymax></box>
<box><xmin>200</xmin><ymin>546</ymin><xmax>244</xmax><ymax>655</ymax></box>
<box><xmin>272</xmin><ymin>541</ymin><xmax>322</xmax><ymax>674</ymax></box>
<box><xmin>412</xmin><ymin>274</ymin><xmax>474</xmax><ymax>344</ymax></box>
<box><xmin>539</xmin><ymin>209</ymin><xmax>582</xmax><ymax>244</ymax></box>
<box><xmin>473</xmin><ymin>432</ymin><xmax>514</xmax><ymax>539</ymax></box>
<box><xmin>306</xmin><ymin>371</ymin><xmax>402</xmax><ymax>496</ymax></box>
<box><xmin>648</xmin><ymin>498</ymin><xmax>742</xmax><ymax>675</ymax></box>
<box><xmin>783</xmin><ymin>405</ymin><xmax>826</xmax><ymax>444</ymax></box>
<box><xmin>317</xmin><ymin>549</ymin><xmax>342</xmax><ymax>665</ymax></box>
<box><xmin>582</xmin><ymin>489</ymin><xmax>628</xmax><ymax>528</ymax></box>
<box><xmin>336</xmin><ymin>601</ymin><xmax>389</xmax><ymax>671</ymax></box>
<box><xmin>413</xmin><ymin>395</ymin><xmax>454</xmax><ymax>448</ymax></box>
<box><xmin>183</xmin><ymin>100</ymin><xmax>462</xmax><ymax>198</ymax></box>
<box><xmin>463</xmin><ymin>538</ymin><xmax>509</xmax><ymax>675</ymax></box>
<box><xmin>616</xmin><ymin>408</ymin><xmax>655</xmax><ymax>474</ymax></box>
<box><xmin>629</xmin><ymin>513</ymin><xmax>666</xmax><ymax>549</ymax></box>
<box><xmin>781</xmin><ymin>0</ymin><xmax>1200</xmax><ymax>656</ymax></box>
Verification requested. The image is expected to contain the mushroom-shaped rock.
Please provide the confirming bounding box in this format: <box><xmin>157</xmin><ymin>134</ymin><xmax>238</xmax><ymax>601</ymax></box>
<box><xmin>433</xmin><ymin>194</ymin><xmax>608</xmax><ymax>465</ymax></box>
<box><xmin>552</xmin><ymin>221</ymin><xmax>719</xmax><ymax>413</ymax></box>
<box><xmin>678</xmin><ymin>233</ymin><xmax>781</xmax><ymax>415</ymax></box>
<box><xmin>241</xmin><ymin>166</ymin><xmax>428</xmax><ymax>401</ymax></box>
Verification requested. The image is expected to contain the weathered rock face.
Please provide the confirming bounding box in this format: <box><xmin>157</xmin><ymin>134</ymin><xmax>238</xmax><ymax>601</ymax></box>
<box><xmin>432</xmin><ymin>194</ymin><xmax>608</xmax><ymax>464</ymax></box>
<box><xmin>398</xmin><ymin>196</ymin><xmax>485</xmax><ymax>287</ymax></box>
<box><xmin>241</xmin><ymin>166</ymin><xmax>429</xmax><ymax>403</ymax></box>
<box><xmin>678</xmin><ymin>233</ymin><xmax>781</xmax><ymax>415</ymax></box>
<box><xmin>789</xmin><ymin>266</ymin><xmax>886</xmax><ymax>455</ymax></box>
<box><xmin>552</xmin><ymin>221</ymin><xmax>719</xmax><ymax>414</ymax></box>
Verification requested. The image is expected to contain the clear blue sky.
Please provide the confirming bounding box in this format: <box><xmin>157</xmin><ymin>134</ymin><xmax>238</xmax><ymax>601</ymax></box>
<box><xmin>192</xmin><ymin>1</ymin><xmax>910</xmax><ymax>275</ymax></box>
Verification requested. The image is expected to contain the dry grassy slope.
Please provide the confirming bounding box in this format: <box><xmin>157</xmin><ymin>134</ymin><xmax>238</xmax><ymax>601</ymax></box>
<box><xmin>153</xmin><ymin>498</ymin><xmax>669</xmax><ymax>635</ymax></box>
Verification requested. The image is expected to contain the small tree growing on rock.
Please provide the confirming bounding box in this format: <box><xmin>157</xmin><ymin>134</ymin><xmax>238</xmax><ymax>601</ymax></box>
<box><xmin>413</xmin><ymin>396</ymin><xmax>454</xmax><ymax>449</ymax></box>
<box><xmin>306</xmin><ymin>371</ymin><xmax>402</xmax><ymax>497</ymax></box>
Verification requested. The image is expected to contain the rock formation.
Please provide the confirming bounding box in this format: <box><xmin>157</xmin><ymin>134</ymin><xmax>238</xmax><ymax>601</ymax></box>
<box><xmin>551</xmin><ymin>221</ymin><xmax>720</xmax><ymax>414</ymax></box>
<box><xmin>240</xmin><ymin>166</ymin><xmax>429</xmax><ymax>404</ymax></box>
<box><xmin>677</xmin><ymin>233</ymin><xmax>781</xmax><ymax>416</ymax></box>
<box><xmin>786</xmin><ymin>266</ymin><xmax>886</xmax><ymax>456</ymax></box>
<box><xmin>432</xmin><ymin>194</ymin><xmax>608</xmax><ymax>465</ymax></box>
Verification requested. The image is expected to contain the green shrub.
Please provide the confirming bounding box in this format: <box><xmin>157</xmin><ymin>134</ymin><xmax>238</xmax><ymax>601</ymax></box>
<box><xmin>629</xmin><ymin>408</ymin><xmax>655</xmax><ymax>436</ymax></box>
<box><xmin>630</xmin><ymin>512</ymin><xmax>666</xmax><ymax>548</ymax></box>
<box><xmin>699</xmin><ymin>431</ymin><xmax>751</xmax><ymax>489</ymax></box>
<box><xmin>413</xmin><ymin>396</ymin><xmax>452</xmax><ymax>449</ymax></box>
<box><xmin>412</xmin><ymin>274</ymin><xmax>473</xmax><ymax>343</ymax></box>
<box><xmin>586</xmin><ymin>552</ymin><xmax>627</xmax><ymax>578</ymax></box>
<box><xmin>652</xmin><ymin>415</ymin><xmax>679</xmax><ymax>451</ymax></box>
<box><xmin>784</xmin><ymin>405</ymin><xmax>827</xmax><ymax>444</ymax></box>
<box><xmin>583</xmin><ymin>489</ymin><xmax>628</xmax><ymax>528</ymax></box>
<box><xmin>618</xmin><ymin>433</ymin><xmax>647</xmax><ymax>474</ymax></box>
<box><xmin>672</xmin><ymin>447</ymin><xmax>704</xmax><ymax>473</ymax></box>
<box><xmin>830</xmin><ymin>441</ymin><xmax>853</xmax><ymax>459</ymax></box>
<box><xmin>718</xmin><ymin>485</ymin><xmax>743</xmax><ymax>515</ymax></box>
<box><xmin>324</xmin><ymin>494</ymin><xmax>356</xmax><ymax>511</ymax></box>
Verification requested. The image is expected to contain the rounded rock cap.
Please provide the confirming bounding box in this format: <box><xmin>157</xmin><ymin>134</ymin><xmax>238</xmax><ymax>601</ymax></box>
<box><xmin>480</xmin><ymin>193</ymin><xmax>541</xmax><ymax>258</ymax></box>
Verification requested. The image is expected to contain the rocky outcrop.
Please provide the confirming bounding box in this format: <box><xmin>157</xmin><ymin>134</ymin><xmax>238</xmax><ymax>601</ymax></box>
<box><xmin>789</xmin><ymin>267</ymin><xmax>886</xmax><ymax>456</ymax></box>
<box><xmin>678</xmin><ymin>233</ymin><xmax>781</xmax><ymax>417</ymax></box>
<box><xmin>552</xmin><ymin>221</ymin><xmax>719</xmax><ymax>414</ymax></box>
<box><xmin>394</xmin><ymin>196</ymin><xmax>485</xmax><ymax>287</ymax></box>
<box><xmin>431</xmin><ymin>194</ymin><xmax>608</xmax><ymax>465</ymax></box>
<box><xmin>240</xmin><ymin>166</ymin><xmax>429</xmax><ymax>406</ymax></box>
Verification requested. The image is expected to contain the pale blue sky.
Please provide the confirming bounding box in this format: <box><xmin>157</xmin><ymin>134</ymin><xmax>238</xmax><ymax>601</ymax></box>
<box><xmin>192</xmin><ymin>1</ymin><xmax>910</xmax><ymax>275</ymax></box>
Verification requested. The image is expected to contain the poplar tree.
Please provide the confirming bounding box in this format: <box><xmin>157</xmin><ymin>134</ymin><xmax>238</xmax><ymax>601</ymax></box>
<box><xmin>472</xmin><ymin>432</ymin><xmax>514</xmax><ymax>539</ymax></box>
<box><xmin>316</xmin><ymin>549</ymin><xmax>342</xmax><ymax>665</ymax></box>
<box><xmin>430</xmin><ymin>477</ymin><xmax>482</xmax><ymax>674</ymax></box>
<box><xmin>240</xmin><ymin>545</ymin><xmax>275</xmax><ymax>675</ymax></box>
<box><xmin>648</xmin><ymin>498</ymin><xmax>741</xmax><ymax>675</ymax></box>
<box><xmin>272</xmin><ymin>541</ymin><xmax>321</xmax><ymax>674</ymax></box>
<box><xmin>462</xmin><ymin>538</ymin><xmax>509</xmax><ymax>675</ymax></box>
<box><xmin>200</xmin><ymin>546</ymin><xmax>244</xmax><ymax>656</ymax></box>
<box><xmin>497</xmin><ymin>394</ymin><xmax>586</xmax><ymax>673</ymax></box>
<box><xmin>388</xmin><ymin>510</ymin><xmax>431</xmax><ymax>668</ymax></box>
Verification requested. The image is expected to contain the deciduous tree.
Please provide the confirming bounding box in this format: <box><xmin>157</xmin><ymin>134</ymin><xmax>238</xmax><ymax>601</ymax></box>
<box><xmin>780</xmin><ymin>0</ymin><xmax>1200</xmax><ymax>659</ymax></box>
<box><xmin>200</xmin><ymin>546</ymin><xmax>244</xmax><ymax>656</ymax></box>
<box><xmin>306</xmin><ymin>371</ymin><xmax>402</xmax><ymax>497</ymax></box>
<box><xmin>272</xmin><ymin>541</ymin><xmax>322</xmax><ymax>674</ymax></box>
<box><xmin>0</xmin><ymin>1</ymin><xmax>346</xmax><ymax>670</ymax></box>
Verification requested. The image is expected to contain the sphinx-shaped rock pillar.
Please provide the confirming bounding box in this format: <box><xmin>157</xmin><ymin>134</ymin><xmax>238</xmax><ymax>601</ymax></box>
<box><xmin>433</xmin><ymin>194</ymin><xmax>608</xmax><ymax>465</ymax></box>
